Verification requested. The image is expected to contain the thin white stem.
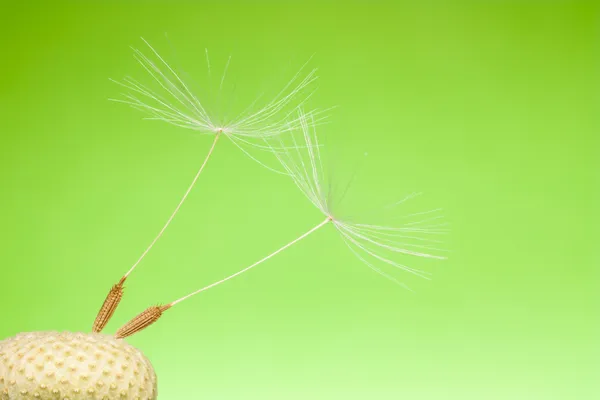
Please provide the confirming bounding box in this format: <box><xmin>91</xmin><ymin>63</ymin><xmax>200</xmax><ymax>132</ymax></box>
<box><xmin>170</xmin><ymin>217</ymin><xmax>332</xmax><ymax>306</ymax></box>
<box><xmin>124</xmin><ymin>132</ymin><xmax>221</xmax><ymax>278</ymax></box>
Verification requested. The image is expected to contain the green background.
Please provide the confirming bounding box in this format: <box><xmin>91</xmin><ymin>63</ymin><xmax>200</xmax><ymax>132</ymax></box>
<box><xmin>0</xmin><ymin>1</ymin><xmax>597</xmax><ymax>399</ymax></box>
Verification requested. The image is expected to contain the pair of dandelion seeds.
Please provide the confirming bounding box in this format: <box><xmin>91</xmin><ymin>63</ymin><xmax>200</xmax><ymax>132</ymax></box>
<box><xmin>97</xmin><ymin>39</ymin><xmax>446</xmax><ymax>338</ymax></box>
<box><xmin>0</xmin><ymin>40</ymin><xmax>446</xmax><ymax>400</ymax></box>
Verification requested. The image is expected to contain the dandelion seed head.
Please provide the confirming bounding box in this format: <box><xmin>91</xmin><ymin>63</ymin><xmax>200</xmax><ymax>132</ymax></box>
<box><xmin>268</xmin><ymin>110</ymin><xmax>448</xmax><ymax>288</ymax></box>
<box><xmin>110</xmin><ymin>38</ymin><xmax>324</xmax><ymax>173</ymax></box>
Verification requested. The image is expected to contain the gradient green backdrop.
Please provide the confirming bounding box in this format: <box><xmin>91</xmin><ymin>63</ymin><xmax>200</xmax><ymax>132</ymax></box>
<box><xmin>0</xmin><ymin>1</ymin><xmax>597</xmax><ymax>399</ymax></box>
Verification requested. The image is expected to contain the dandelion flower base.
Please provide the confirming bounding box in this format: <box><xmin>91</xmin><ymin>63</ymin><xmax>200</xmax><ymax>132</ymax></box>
<box><xmin>0</xmin><ymin>332</ymin><xmax>156</xmax><ymax>399</ymax></box>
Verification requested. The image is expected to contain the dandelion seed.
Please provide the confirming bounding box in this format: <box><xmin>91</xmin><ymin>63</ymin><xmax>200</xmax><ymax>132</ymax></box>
<box><xmin>115</xmin><ymin>111</ymin><xmax>447</xmax><ymax>338</ymax></box>
<box><xmin>93</xmin><ymin>39</ymin><xmax>322</xmax><ymax>333</ymax></box>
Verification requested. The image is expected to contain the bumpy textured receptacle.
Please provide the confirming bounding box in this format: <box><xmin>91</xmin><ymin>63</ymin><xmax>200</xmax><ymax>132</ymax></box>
<box><xmin>92</xmin><ymin>278</ymin><xmax>126</xmax><ymax>333</ymax></box>
<box><xmin>115</xmin><ymin>305</ymin><xmax>171</xmax><ymax>339</ymax></box>
<box><xmin>0</xmin><ymin>331</ymin><xmax>157</xmax><ymax>400</ymax></box>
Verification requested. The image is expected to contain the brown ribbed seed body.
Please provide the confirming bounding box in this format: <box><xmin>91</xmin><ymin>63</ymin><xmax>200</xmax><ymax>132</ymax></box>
<box><xmin>92</xmin><ymin>278</ymin><xmax>125</xmax><ymax>333</ymax></box>
<box><xmin>116</xmin><ymin>305</ymin><xmax>170</xmax><ymax>339</ymax></box>
<box><xmin>0</xmin><ymin>331</ymin><xmax>157</xmax><ymax>400</ymax></box>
